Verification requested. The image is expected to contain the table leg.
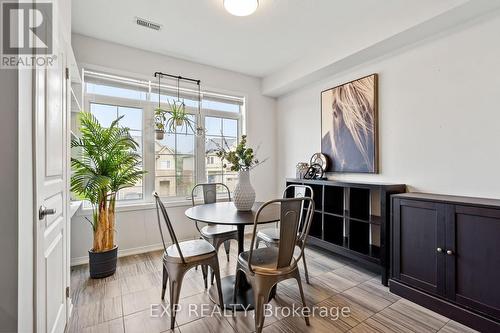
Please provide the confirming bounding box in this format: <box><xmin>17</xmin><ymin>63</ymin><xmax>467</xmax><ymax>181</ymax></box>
<box><xmin>237</xmin><ymin>224</ymin><xmax>245</xmax><ymax>254</ymax></box>
<box><xmin>209</xmin><ymin>224</ymin><xmax>256</xmax><ymax>311</ymax></box>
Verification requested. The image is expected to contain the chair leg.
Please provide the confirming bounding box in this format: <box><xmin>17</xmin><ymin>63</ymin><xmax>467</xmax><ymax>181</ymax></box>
<box><xmin>223</xmin><ymin>240</ymin><xmax>231</xmax><ymax>262</ymax></box>
<box><xmin>302</xmin><ymin>252</ymin><xmax>310</xmax><ymax>284</ymax></box>
<box><xmin>201</xmin><ymin>265</ymin><xmax>208</xmax><ymax>289</ymax></box>
<box><xmin>210</xmin><ymin>258</ymin><xmax>225</xmax><ymax>311</ymax></box>
<box><xmin>255</xmin><ymin>238</ymin><xmax>260</xmax><ymax>249</ymax></box>
<box><xmin>252</xmin><ymin>280</ymin><xmax>272</xmax><ymax>333</ymax></box>
<box><xmin>295</xmin><ymin>271</ymin><xmax>310</xmax><ymax>326</ymax></box>
<box><xmin>168</xmin><ymin>271</ymin><xmax>184</xmax><ymax>330</ymax></box>
<box><xmin>161</xmin><ymin>264</ymin><xmax>168</xmax><ymax>300</ymax></box>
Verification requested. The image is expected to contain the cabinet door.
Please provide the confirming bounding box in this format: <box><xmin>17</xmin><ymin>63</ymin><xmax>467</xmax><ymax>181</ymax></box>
<box><xmin>393</xmin><ymin>198</ymin><xmax>446</xmax><ymax>296</ymax></box>
<box><xmin>447</xmin><ymin>205</ymin><xmax>500</xmax><ymax>319</ymax></box>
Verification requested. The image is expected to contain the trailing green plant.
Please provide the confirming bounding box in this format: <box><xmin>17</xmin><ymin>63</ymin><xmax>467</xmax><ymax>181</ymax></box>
<box><xmin>154</xmin><ymin>107</ymin><xmax>167</xmax><ymax>132</ymax></box>
<box><xmin>212</xmin><ymin>135</ymin><xmax>266</xmax><ymax>172</ymax></box>
<box><xmin>157</xmin><ymin>100</ymin><xmax>196</xmax><ymax>133</ymax></box>
<box><xmin>71</xmin><ymin>112</ymin><xmax>146</xmax><ymax>252</ymax></box>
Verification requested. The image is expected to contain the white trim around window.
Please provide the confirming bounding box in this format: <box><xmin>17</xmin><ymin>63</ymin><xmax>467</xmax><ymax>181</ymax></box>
<box><xmin>76</xmin><ymin>67</ymin><xmax>245</xmax><ymax>209</ymax></box>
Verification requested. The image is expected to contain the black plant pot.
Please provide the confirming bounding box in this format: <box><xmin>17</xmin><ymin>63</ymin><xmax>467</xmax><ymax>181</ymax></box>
<box><xmin>88</xmin><ymin>246</ymin><xmax>118</xmax><ymax>279</ymax></box>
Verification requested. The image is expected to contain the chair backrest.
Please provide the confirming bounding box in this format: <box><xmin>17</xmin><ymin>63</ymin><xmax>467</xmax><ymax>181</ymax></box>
<box><xmin>248</xmin><ymin>197</ymin><xmax>315</xmax><ymax>273</ymax></box>
<box><xmin>191</xmin><ymin>183</ymin><xmax>231</xmax><ymax>206</ymax></box>
<box><xmin>282</xmin><ymin>184</ymin><xmax>314</xmax><ymax>238</ymax></box>
<box><xmin>153</xmin><ymin>192</ymin><xmax>185</xmax><ymax>264</ymax></box>
<box><xmin>282</xmin><ymin>184</ymin><xmax>314</xmax><ymax>201</ymax></box>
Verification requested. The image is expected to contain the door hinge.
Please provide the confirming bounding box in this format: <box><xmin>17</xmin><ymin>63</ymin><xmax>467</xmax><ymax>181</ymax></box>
<box><xmin>66</xmin><ymin>286</ymin><xmax>70</xmax><ymax>298</ymax></box>
<box><xmin>65</xmin><ymin>67</ymin><xmax>69</xmax><ymax>80</ymax></box>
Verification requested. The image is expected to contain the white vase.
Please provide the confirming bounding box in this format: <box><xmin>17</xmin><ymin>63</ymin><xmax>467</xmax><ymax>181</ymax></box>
<box><xmin>233</xmin><ymin>170</ymin><xmax>256</xmax><ymax>211</ymax></box>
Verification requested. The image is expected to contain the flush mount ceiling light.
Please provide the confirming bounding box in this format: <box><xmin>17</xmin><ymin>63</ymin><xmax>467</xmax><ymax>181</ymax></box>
<box><xmin>224</xmin><ymin>0</ymin><xmax>259</xmax><ymax>16</ymax></box>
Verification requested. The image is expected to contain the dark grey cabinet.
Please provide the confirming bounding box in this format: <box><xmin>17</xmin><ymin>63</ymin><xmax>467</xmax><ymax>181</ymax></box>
<box><xmin>286</xmin><ymin>178</ymin><xmax>406</xmax><ymax>286</ymax></box>
<box><xmin>391</xmin><ymin>193</ymin><xmax>500</xmax><ymax>333</ymax></box>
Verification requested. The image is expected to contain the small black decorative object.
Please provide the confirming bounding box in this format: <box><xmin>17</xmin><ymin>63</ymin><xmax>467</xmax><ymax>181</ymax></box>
<box><xmin>303</xmin><ymin>163</ymin><xmax>324</xmax><ymax>180</ymax></box>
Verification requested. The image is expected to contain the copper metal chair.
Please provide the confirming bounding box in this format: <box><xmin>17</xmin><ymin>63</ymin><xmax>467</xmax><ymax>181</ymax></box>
<box><xmin>234</xmin><ymin>197</ymin><xmax>315</xmax><ymax>333</ymax></box>
<box><xmin>154</xmin><ymin>192</ymin><xmax>224</xmax><ymax>329</ymax></box>
<box><xmin>191</xmin><ymin>183</ymin><xmax>238</xmax><ymax>283</ymax></box>
<box><xmin>255</xmin><ymin>184</ymin><xmax>314</xmax><ymax>283</ymax></box>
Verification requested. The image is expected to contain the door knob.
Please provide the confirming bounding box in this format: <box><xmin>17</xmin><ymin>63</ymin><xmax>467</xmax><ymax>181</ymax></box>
<box><xmin>436</xmin><ymin>247</ymin><xmax>443</xmax><ymax>253</ymax></box>
<box><xmin>446</xmin><ymin>250</ymin><xmax>453</xmax><ymax>255</ymax></box>
<box><xmin>39</xmin><ymin>206</ymin><xmax>56</xmax><ymax>220</ymax></box>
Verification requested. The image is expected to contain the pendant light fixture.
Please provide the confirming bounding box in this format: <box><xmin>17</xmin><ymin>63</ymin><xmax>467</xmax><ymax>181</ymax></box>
<box><xmin>224</xmin><ymin>0</ymin><xmax>259</xmax><ymax>16</ymax></box>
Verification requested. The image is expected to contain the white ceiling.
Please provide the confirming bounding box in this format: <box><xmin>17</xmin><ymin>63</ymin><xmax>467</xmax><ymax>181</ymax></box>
<box><xmin>72</xmin><ymin>0</ymin><xmax>467</xmax><ymax>78</ymax></box>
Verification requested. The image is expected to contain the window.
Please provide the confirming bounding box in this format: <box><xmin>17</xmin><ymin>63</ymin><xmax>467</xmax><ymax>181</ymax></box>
<box><xmin>89</xmin><ymin>102</ymin><xmax>144</xmax><ymax>201</ymax></box>
<box><xmin>78</xmin><ymin>69</ymin><xmax>244</xmax><ymax>203</ymax></box>
<box><xmin>205</xmin><ymin>116</ymin><xmax>239</xmax><ymax>192</ymax></box>
<box><xmin>154</xmin><ymin>110</ymin><xmax>197</xmax><ymax>199</ymax></box>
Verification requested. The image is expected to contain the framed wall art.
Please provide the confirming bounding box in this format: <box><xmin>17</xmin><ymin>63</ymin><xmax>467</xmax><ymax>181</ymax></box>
<box><xmin>321</xmin><ymin>74</ymin><xmax>378</xmax><ymax>173</ymax></box>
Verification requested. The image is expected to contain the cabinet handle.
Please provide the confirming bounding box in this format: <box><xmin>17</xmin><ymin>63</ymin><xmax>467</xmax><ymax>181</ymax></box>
<box><xmin>436</xmin><ymin>247</ymin><xmax>443</xmax><ymax>253</ymax></box>
<box><xmin>446</xmin><ymin>250</ymin><xmax>453</xmax><ymax>255</ymax></box>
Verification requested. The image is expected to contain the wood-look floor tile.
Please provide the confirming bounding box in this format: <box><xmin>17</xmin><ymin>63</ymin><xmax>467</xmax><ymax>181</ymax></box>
<box><xmin>71</xmin><ymin>285</ymin><xmax>103</xmax><ymax>306</ymax></box>
<box><xmin>303</xmin><ymin>257</ymin><xmax>339</xmax><ymax>277</ymax></box>
<box><xmin>70</xmin><ymin>296</ymin><xmax>123</xmax><ymax>329</ymax></box>
<box><xmin>123</xmin><ymin>308</ymin><xmax>180</xmax><ymax>333</ymax></box>
<box><xmin>314</xmin><ymin>271</ymin><xmax>359</xmax><ymax>293</ymax></box>
<box><xmin>75</xmin><ymin>318</ymin><xmax>124</xmax><ymax>333</ymax></box>
<box><xmin>263</xmin><ymin>314</ymin><xmax>347</xmax><ymax>333</ymax></box>
<box><xmin>316</xmin><ymin>293</ymin><xmax>374</xmax><ymax>329</ymax></box>
<box><xmin>177</xmin><ymin>315</ymin><xmax>235</xmax><ymax>333</ymax></box>
<box><xmin>120</xmin><ymin>272</ymin><xmax>159</xmax><ymax>295</ymax></box>
<box><xmin>279</xmin><ymin>278</ymin><xmax>336</xmax><ymax>306</ymax></box>
<box><xmin>357</xmin><ymin>278</ymin><xmax>400</xmax><ymax>304</ymax></box>
<box><xmin>389</xmin><ymin>298</ymin><xmax>449</xmax><ymax>331</ymax></box>
<box><xmin>438</xmin><ymin>320</ymin><xmax>479</xmax><ymax>333</ymax></box>
<box><xmin>103</xmin><ymin>280</ymin><xmax>121</xmax><ymax>298</ymax></box>
<box><xmin>332</xmin><ymin>267</ymin><xmax>377</xmax><ymax>285</ymax></box>
<box><xmin>226</xmin><ymin>300</ymin><xmax>281</xmax><ymax>332</ymax></box>
<box><xmin>122</xmin><ymin>287</ymin><xmax>167</xmax><ymax>316</ymax></box>
<box><xmin>170</xmin><ymin>291</ymin><xmax>219</xmax><ymax>326</ymax></box>
<box><xmin>358</xmin><ymin>307</ymin><xmax>432</xmax><ymax>333</ymax></box>
<box><xmin>68</xmin><ymin>246</ymin><xmax>478</xmax><ymax>333</ymax></box>
<box><xmin>341</xmin><ymin>286</ymin><xmax>393</xmax><ymax>313</ymax></box>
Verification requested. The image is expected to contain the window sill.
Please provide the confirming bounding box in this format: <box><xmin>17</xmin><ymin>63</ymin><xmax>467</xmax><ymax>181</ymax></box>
<box><xmin>76</xmin><ymin>198</ymin><xmax>193</xmax><ymax>216</ymax></box>
<box><xmin>75</xmin><ymin>197</ymin><xmax>230</xmax><ymax>216</ymax></box>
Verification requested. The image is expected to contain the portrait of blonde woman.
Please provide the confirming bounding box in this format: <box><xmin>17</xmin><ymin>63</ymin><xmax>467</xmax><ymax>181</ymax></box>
<box><xmin>321</xmin><ymin>74</ymin><xmax>378</xmax><ymax>173</ymax></box>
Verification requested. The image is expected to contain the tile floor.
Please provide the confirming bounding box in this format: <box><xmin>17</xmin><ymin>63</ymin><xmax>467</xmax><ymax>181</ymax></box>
<box><xmin>67</xmin><ymin>240</ymin><xmax>478</xmax><ymax>333</ymax></box>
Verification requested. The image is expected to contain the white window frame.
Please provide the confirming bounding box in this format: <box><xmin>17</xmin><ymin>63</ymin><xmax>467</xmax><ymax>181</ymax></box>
<box><xmin>81</xmin><ymin>69</ymin><xmax>245</xmax><ymax>206</ymax></box>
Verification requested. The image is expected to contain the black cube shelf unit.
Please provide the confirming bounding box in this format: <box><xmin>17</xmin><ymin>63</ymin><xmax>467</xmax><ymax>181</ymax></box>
<box><xmin>286</xmin><ymin>178</ymin><xmax>406</xmax><ymax>285</ymax></box>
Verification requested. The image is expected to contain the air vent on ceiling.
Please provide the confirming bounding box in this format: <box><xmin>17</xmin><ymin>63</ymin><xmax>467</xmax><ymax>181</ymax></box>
<box><xmin>136</xmin><ymin>17</ymin><xmax>161</xmax><ymax>31</ymax></box>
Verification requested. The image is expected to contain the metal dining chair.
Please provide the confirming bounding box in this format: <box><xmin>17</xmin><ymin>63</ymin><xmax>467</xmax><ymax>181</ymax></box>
<box><xmin>234</xmin><ymin>197</ymin><xmax>315</xmax><ymax>333</ymax></box>
<box><xmin>154</xmin><ymin>192</ymin><xmax>224</xmax><ymax>329</ymax></box>
<box><xmin>255</xmin><ymin>184</ymin><xmax>314</xmax><ymax>283</ymax></box>
<box><xmin>191</xmin><ymin>183</ymin><xmax>238</xmax><ymax>283</ymax></box>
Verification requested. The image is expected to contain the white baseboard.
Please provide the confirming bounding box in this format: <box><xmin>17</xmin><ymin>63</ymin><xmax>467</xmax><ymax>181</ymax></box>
<box><xmin>71</xmin><ymin>243</ymin><xmax>164</xmax><ymax>266</ymax></box>
<box><xmin>71</xmin><ymin>232</ymin><xmax>256</xmax><ymax>267</ymax></box>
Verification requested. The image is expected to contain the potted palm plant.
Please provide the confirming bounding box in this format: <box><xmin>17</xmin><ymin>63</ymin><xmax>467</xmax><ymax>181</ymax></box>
<box><xmin>71</xmin><ymin>112</ymin><xmax>146</xmax><ymax>278</ymax></box>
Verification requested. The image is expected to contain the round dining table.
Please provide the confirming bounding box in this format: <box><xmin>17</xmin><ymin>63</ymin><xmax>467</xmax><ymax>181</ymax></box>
<box><xmin>185</xmin><ymin>201</ymin><xmax>280</xmax><ymax>310</ymax></box>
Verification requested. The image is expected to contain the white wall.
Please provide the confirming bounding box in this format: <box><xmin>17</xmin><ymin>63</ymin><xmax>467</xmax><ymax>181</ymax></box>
<box><xmin>276</xmin><ymin>13</ymin><xmax>500</xmax><ymax>199</ymax></box>
<box><xmin>70</xmin><ymin>34</ymin><xmax>277</xmax><ymax>264</ymax></box>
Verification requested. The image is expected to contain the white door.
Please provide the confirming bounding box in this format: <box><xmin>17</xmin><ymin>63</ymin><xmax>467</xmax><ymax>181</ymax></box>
<box><xmin>34</xmin><ymin>32</ymin><xmax>69</xmax><ymax>333</ymax></box>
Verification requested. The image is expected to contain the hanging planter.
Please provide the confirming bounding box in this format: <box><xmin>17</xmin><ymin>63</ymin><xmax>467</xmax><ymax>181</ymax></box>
<box><xmin>154</xmin><ymin>107</ymin><xmax>167</xmax><ymax>140</ymax></box>
<box><xmin>165</xmin><ymin>100</ymin><xmax>196</xmax><ymax>133</ymax></box>
<box><xmin>153</xmin><ymin>71</ymin><xmax>205</xmax><ymax>138</ymax></box>
<box><xmin>155</xmin><ymin>128</ymin><xmax>165</xmax><ymax>140</ymax></box>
